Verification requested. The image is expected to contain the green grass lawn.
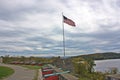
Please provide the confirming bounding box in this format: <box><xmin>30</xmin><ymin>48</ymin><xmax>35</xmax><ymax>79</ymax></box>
<box><xmin>22</xmin><ymin>65</ymin><xmax>41</xmax><ymax>70</ymax></box>
<box><xmin>0</xmin><ymin>66</ymin><xmax>14</xmax><ymax>79</ymax></box>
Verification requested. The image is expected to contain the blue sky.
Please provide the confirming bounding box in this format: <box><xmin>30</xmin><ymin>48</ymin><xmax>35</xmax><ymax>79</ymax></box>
<box><xmin>0</xmin><ymin>0</ymin><xmax>120</xmax><ymax>57</ymax></box>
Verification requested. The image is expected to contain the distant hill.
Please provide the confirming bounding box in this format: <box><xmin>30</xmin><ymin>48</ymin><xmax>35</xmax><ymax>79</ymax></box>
<box><xmin>72</xmin><ymin>52</ymin><xmax>120</xmax><ymax>60</ymax></box>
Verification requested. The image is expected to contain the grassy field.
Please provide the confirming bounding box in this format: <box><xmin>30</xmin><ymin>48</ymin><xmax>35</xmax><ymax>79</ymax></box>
<box><xmin>0</xmin><ymin>66</ymin><xmax>14</xmax><ymax>79</ymax></box>
<box><xmin>22</xmin><ymin>65</ymin><xmax>41</xmax><ymax>70</ymax></box>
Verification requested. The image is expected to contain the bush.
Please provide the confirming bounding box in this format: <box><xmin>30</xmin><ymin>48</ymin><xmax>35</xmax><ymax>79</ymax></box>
<box><xmin>72</xmin><ymin>57</ymin><xmax>105</xmax><ymax>80</ymax></box>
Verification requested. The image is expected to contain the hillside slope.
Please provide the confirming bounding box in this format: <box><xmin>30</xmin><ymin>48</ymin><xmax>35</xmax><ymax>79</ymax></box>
<box><xmin>73</xmin><ymin>52</ymin><xmax>120</xmax><ymax>60</ymax></box>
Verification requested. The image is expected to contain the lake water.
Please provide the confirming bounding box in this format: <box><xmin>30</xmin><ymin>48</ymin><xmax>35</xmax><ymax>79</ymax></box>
<box><xmin>94</xmin><ymin>59</ymin><xmax>120</xmax><ymax>73</ymax></box>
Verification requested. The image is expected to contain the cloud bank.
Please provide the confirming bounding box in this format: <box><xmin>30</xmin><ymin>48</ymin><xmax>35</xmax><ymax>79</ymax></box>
<box><xmin>0</xmin><ymin>0</ymin><xmax>120</xmax><ymax>57</ymax></box>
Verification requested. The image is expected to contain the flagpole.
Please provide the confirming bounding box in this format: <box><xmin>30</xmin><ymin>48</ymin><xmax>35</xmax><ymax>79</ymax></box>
<box><xmin>62</xmin><ymin>12</ymin><xmax>66</xmax><ymax>59</ymax></box>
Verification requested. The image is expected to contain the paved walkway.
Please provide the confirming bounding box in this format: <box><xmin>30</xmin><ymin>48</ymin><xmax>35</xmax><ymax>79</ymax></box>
<box><xmin>0</xmin><ymin>63</ymin><xmax>35</xmax><ymax>80</ymax></box>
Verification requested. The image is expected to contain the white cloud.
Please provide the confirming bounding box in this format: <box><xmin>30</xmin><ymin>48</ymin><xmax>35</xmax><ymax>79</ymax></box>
<box><xmin>93</xmin><ymin>48</ymin><xmax>104</xmax><ymax>53</ymax></box>
<box><xmin>0</xmin><ymin>46</ymin><xmax>33</xmax><ymax>52</ymax></box>
<box><xmin>0</xmin><ymin>0</ymin><xmax>120</xmax><ymax>56</ymax></box>
<box><xmin>0</xmin><ymin>0</ymin><xmax>36</xmax><ymax>11</ymax></box>
<box><xmin>91</xmin><ymin>40</ymin><xmax>110</xmax><ymax>45</ymax></box>
<box><xmin>36</xmin><ymin>47</ymin><xmax>50</xmax><ymax>51</ymax></box>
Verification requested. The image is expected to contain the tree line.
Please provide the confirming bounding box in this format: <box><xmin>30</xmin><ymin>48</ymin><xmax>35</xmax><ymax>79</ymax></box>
<box><xmin>73</xmin><ymin>52</ymin><xmax>120</xmax><ymax>60</ymax></box>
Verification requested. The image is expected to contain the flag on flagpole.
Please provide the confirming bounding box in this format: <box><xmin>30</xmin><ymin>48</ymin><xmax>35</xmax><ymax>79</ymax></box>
<box><xmin>63</xmin><ymin>15</ymin><xmax>76</xmax><ymax>27</ymax></box>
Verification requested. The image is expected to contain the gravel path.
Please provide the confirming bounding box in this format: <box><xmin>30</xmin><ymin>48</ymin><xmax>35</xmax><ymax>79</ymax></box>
<box><xmin>0</xmin><ymin>63</ymin><xmax>35</xmax><ymax>80</ymax></box>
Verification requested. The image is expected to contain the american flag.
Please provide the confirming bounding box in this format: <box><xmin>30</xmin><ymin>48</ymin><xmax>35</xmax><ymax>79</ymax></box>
<box><xmin>63</xmin><ymin>15</ymin><xmax>76</xmax><ymax>27</ymax></box>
